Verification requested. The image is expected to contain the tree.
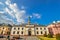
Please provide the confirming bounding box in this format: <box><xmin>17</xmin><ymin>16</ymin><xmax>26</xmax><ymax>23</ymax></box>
<box><xmin>56</xmin><ymin>34</ymin><xmax>60</xmax><ymax>40</ymax></box>
<box><xmin>47</xmin><ymin>33</ymin><xmax>53</xmax><ymax>38</ymax></box>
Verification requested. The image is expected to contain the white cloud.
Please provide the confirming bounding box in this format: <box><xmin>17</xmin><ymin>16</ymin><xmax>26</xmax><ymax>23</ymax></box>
<box><xmin>33</xmin><ymin>13</ymin><xmax>41</xmax><ymax>19</ymax></box>
<box><xmin>0</xmin><ymin>11</ymin><xmax>4</xmax><ymax>14</ymax></box>
<box><xmin>5</xmin><ymin>0</ymin><xmax>11</xmax><ymax>5</ymax></box>
<box><xmin>0</xmin><ymin>0</ymin><xmax>26</xmax><ymax>24</ymax></box>
<box><xmin>25</xmin><ymin>13</ymin><xmax>41</xmax><ymax>20</ymax></box>
<box><xmin>30</xmin><ymin>13</ymin><xmax>41</xmax><ymax>19</ymax></box>
<box><xmin>4</xmin><ymin>7</ymin><xmax>15</xmax><ymax>18</ymax></box>
<box><xmin>0</xmin><ymin>14</ymin><xmax>14</xmax><ymax>25</ymax></box>
<box><xmin>0</xmin><ymin>0</ymin><xmax>41</xmax><ymax>25</ymax></box>
<box><xmin>0</xmin><ymin>2</ymin><xmax>3</xmax><ymax>5</ymax></box>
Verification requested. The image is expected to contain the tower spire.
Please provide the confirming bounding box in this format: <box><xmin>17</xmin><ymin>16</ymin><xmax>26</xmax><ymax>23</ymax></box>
<box><xmin>28</xmin><ymin>16</ymin><xmax>30</xmax><ymax>25</ymax></box>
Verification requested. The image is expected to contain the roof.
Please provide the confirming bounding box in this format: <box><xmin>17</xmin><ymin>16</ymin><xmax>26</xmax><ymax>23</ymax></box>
<box><xmin>12</xmin><ymin>24</ymin><xmax>46</xmax><ymax>27</ymax></box>
<box><xmin>0</xmin><ymin>23</ymin><xmax>46</xmax><ymax>27</ymax></box>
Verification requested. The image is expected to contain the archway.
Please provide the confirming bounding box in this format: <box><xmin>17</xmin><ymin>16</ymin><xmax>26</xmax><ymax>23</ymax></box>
<box><xmin>28</xmin><ymin>28</ymin><xmax>31</xmax><ymax>36</ymax></box>
<box><xmin>28</xmin><ymin>31</ymin><xmax>31</xmax><ymax>36</ymax></box>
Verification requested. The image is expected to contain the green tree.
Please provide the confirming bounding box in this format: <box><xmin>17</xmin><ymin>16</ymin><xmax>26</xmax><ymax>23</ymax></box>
<box><xmin>56</xmin><ymin>34</ymin><xmax>60</xmax><ymax>40</ymax></box>
<box><xmin>47</xmin><ymin>33</ymin><xmax>53</xmax><ymax>38</ymax></box>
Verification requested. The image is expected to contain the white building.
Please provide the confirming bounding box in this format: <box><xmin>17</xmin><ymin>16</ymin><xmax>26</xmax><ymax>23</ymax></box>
<box><xmin>11</xmin><ymin>17</ymin><xmax>49</xmax><ymax>36</ymax></box>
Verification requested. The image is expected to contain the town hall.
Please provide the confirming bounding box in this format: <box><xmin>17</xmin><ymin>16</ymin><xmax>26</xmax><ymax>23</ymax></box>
<box><xmin>11</xmin><ymin>17</ymin><xmax>49</xmax><ymax>36</ymax></box>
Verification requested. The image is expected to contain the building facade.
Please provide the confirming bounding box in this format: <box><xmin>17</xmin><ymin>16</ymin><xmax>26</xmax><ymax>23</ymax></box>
<box><xmin>0</xmin><ymin>24</ymin><xmax>11</xmax><ymax>35</ymax></box>
<box><xmin>47</xmin><ymin>21</ymin><xmax>60</xmax><ymax>35</ymax></box>
<box><xmin>11</xmin><ymin>24</ymin><xmax>49</xmax><ymax>36</ymax></box>
<box><xmin>0</xmin><ymin>17</ymin><xmax>60</xmax><ymax>37</ymax></box>
<box><xmin>11</xmin><ymin>17</ymin><xmax>49</xmax><ymax>36</ymax></box>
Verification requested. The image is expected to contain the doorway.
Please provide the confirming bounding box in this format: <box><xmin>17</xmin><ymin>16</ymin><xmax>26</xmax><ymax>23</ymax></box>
<box><xmin>28</xmin><ymin>31</ymin><xmax>31</xmax><ymax>36</ymax></box>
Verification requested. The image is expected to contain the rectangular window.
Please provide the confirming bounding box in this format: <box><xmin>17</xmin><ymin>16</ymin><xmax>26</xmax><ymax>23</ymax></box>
<box><xmin>13</xmin><ymin>31</ymin><xmax>15</xmax><ymax>34</ymax></box>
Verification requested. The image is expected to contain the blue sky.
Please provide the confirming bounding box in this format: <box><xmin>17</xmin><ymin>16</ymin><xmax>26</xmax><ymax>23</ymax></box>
<box><xmin>0</xmin><ymin>0</ymin><xmax>60</xmax><ymax>25</ymax></box>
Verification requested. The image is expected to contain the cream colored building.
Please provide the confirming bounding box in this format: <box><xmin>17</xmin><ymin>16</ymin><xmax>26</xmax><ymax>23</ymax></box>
<box><xmin>11</xmin><ymin>17</ymin><xmax>49</xmax><ymax>36</ymax></box>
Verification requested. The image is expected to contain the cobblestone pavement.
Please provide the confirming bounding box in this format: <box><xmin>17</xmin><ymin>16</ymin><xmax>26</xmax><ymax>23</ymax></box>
<box><xmin>20</xmin><ymin>36</ymin><xmax>39</xmax><ymax>40</ymax></box>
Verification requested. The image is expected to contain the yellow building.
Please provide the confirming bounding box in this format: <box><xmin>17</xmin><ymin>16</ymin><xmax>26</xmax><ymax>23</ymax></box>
<box><xmin>0</xmin><ymin>24</ymin><xmax>11</xmax><ymax>35</ymax></box>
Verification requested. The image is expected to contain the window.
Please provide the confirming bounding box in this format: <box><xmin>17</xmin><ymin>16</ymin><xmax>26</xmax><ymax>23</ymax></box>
<box><xmin>41</xmin><ymin>31</ymin><xmax>43</xmax><ymax>34</ymax></box>
<box><xmin>13</xmin><ymin>31</ymin><xmax>15</xmax><ymax>34</ymax></box>
<box><xmin>17</xmin><ymin>31</ymin><xmax>19</xmax><ymax>34</ymax></box>
<box><xmin>45</xmin><ymin>31</ymin><xmax>47</xmax><ymax>34</ymax></box>
<box><xmin>36</xmin><ymin>28</ymin><xmax>38</xmax><ymax>30</ymax></box>
<box><xmin>3</xmin><ymin>27</ymin><xmax>4</xmax><ymax>29</ymax></box>
<box><xmin>37</xmin><ymin>31</ymin><xmax>39</xmax><ymax>34</ymax></box>
<box><xmin>40</xmin><ymin>28</ymin><xmax>42</xmax><ymax>30</ymax></box>
<box><xmin>21</xmin><ymin>31</ymin><xmax>23</xmax><ymax>34</ymax></box>
<box><xmin>22</xmin><ymin>28</ymin><xmax>24</xmax><ymax>30</ymax></box>
<box><xmin>44</xmin><ymin>28</ymin><xmax>46</xmax><ymax>30</ymax></box>
<box><xmin>8</xmin><ymin>28</ymin><xmax>10</xmax><ymax>30</ymax></box>
<box><xmin>14</xmin><ymin>28</ymin><xmax>16</xmax><ymax>30</ymax></box>
<box><xmin>18</xmin><ymin>28</ymin><xmax>20</xmax><ymax>30</ymax></box>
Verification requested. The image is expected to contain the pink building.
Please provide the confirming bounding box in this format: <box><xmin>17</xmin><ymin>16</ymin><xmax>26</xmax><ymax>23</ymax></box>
<box><xmin>47</xmin><ymin>21</ymin><xmax>60</xmax><ymax>35</ymax></box>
